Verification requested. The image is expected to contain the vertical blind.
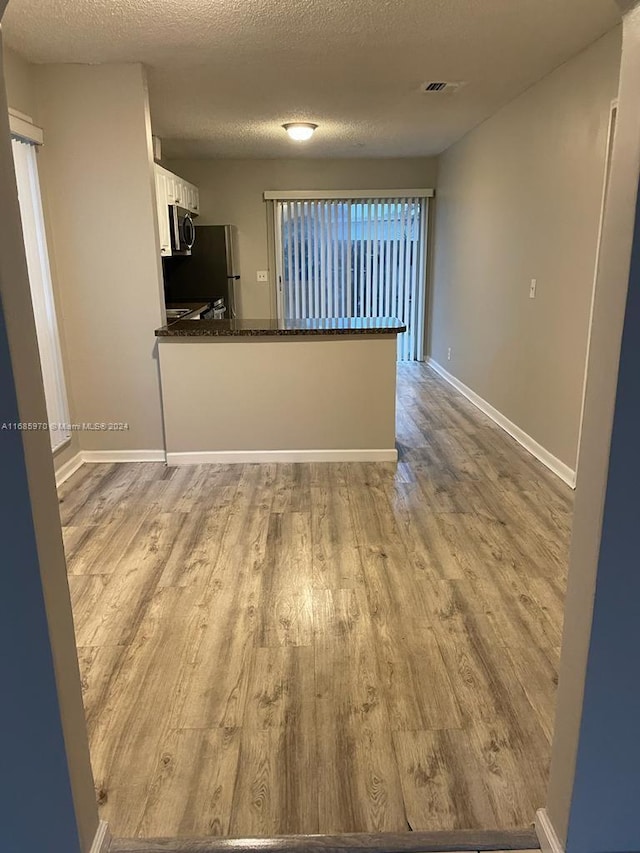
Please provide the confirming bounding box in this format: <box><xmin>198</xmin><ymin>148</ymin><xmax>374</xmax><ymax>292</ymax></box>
<box><xmin>12</xmin><ymin>138</ymin><xmax>71</xmax><ymax>451</ymax></box>
<box><xmin>276</xmin><ymin>197</ymin><xmax>428</xmax><ymax>361</ymax></box>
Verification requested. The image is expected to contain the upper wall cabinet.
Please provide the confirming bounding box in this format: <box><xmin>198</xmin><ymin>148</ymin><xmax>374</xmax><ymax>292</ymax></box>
<box><xmin>154</xmin><ymin>165</ymin><xmax>200</xmax><ymax>256</ymax></box>
<box><xmin>154</xmin><ymin>169</ymin><xmax>172</xmax><ymax>256</ymax></box>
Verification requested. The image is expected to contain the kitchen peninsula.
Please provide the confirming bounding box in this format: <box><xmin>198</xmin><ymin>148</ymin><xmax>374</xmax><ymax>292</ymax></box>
<box><xmin>155</xmin><ymin>317</ymin><xmax>405</xmax><ymax>464</ymax></box>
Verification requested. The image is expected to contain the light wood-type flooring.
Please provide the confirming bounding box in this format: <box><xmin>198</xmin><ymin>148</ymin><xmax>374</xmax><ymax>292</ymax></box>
<box><xmin>61</xmin><ymin>363</ymin><xmax>572</xmax><ymax>839</ymax></box>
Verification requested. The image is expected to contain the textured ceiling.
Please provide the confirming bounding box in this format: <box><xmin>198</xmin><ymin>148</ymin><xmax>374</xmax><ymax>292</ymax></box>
<box><xmin>2</xmin><ymin>0</ymin><xmax>620</xmax><ymax>159</ymax></box>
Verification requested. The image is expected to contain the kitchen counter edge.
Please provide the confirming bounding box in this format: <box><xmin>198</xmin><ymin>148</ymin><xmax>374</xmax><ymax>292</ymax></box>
<box><xmin>155</xmin><ymin>318</ymin><xmax>407</xmax><ymax>337</ymax></box>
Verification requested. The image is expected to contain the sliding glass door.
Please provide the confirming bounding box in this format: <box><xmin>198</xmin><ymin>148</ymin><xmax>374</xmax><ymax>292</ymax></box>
<box><xmin>274</xmin><ymin>196</ymin><xmax>428</xmax><ymax>361</ymax></box>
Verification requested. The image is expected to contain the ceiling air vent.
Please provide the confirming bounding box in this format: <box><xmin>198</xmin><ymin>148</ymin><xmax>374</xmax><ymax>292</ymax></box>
<box><xmin>420</xmin><ymin>81</ymin><xmax>465</xmax><ymax>94</ymax></box>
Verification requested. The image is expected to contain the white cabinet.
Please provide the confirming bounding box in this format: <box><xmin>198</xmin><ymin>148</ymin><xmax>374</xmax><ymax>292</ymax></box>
<box><xmin>175</xmin><ymin>178</ymin><xmax>199</xmax><ymax>214</ymax></box>
<box><xmin>170</xmin><ymin>174</ymin><xmax>183</xmax><ymax>206</ymax></box>
<box><xmin>163</xmin><ymin>171</ymin><xmax>176</xmax><ymax>205</ymax></box>
<box><xmin>187</xmin><ymin>183</ymin><xmax>200</xmax><ymax>215</ymax></box>
<box><xmin>154</xmin><ymin>168</ymin><xmax>172</xmax><ymax>257</ymax></box>
<box><xmin>184</xmin><ymin>184</ymin><xmax>194</xmax><ymax>211</ymax></box>
<box><xmin>153</xmin><ymin>165</ymin><xmax>200</xmax><ymax>257</ymax></box>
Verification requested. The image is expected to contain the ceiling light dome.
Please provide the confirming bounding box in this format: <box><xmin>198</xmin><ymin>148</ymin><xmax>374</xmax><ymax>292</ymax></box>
<box><xmin>283</xmin><ymin>122</ymin><xmax>318</xmax><ymax>141</ymax></box>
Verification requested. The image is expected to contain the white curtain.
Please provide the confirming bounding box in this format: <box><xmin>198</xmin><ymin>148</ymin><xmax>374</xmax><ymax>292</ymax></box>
<box><xmin>276</xmin><ymin>197</ymin><xmax>428</xmax><ymax>362</ymax></box>
<box><xmin>12</xmin><ymin>138</ymin><xmax>71</xmax><ymax>451</ymax></box>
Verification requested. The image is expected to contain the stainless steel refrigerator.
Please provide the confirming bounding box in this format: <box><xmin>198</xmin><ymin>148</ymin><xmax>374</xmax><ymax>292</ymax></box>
<box><xmin>162</xmin><ymin>224</ymin><xmax>240</xmax><ymax>317</ymax></box>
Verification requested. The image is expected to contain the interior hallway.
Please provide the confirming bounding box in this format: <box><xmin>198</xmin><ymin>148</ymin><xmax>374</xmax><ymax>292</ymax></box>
<box><xmin>60</xmin><ymin>364</ymin><xmax>572</xmax><ymax>838</ymax></box>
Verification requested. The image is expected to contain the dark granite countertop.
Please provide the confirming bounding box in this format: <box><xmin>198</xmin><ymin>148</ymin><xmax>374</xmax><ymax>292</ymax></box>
<box><xmin>155</xmin><ymin>317</ymin><xmax>407</xmax><ymax>337</ymax></box>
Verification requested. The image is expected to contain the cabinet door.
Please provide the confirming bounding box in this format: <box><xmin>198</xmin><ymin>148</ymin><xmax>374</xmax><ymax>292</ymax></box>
<box><xmin>164</xmin><ymin>172</ymin><xmax>177</xmax><ymax>206</ymax></box>
<box><xmin>173</xmin><ymin>177</ymin><xmax>184</xmax><ymax>207</ymax></box>
<box><xmin>154</xmin><ymin>169</ymin><xmax>172</xmax><ymax>257</ymax></box>
<box><xmin>182</xmin><ymin>182</ymin><xmax>191</xmax><ymax>211</ymax></box>
<box><xmin>191</xmin><ymin>184</ymin><xmax>200</xmax><ymax>215</ymax></box>
<box><xmin>185</xmin><ymin>183</ymin><xmax>195</xmax><ymax>213</ymax></box>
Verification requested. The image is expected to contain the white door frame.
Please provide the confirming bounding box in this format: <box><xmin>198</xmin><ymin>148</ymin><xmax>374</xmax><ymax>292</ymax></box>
<box><xmin>575</xmin><ymin>98</ymin><xmax>619</xmax><ymax>479</ymax></box>
<box><xmin>273</xmin><ymin>199</ymin><xmax>285</xmax><ymax>321</ymax></box>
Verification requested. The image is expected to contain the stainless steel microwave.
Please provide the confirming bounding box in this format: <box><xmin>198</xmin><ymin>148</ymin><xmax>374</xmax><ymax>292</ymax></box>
<box><xmin>168</xmin><ymin>205</ymin><xmax>196</xmax><ymax>255</ymax></box>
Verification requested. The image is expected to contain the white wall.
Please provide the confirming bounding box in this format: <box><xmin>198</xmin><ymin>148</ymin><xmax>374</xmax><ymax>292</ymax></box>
<box><xmin>430</xmin><ymin>28</ymin><xmax>621</xmax><ymax>471</ymax></box>
<box><xmin>2</xmin><ymin>44</ymin><xmax>36</xmax><ymax>117</ymax></box>
<box><xmin>166</xmin><ymin>158</ymin><xmax>437</xmax><ymax>318</ymax></box>
<box><xmin>546</xmin><ymin>5</ymin><xmax>640</xmax><ymax>847</ymax></box>
<box><xmin>159</xmin><ymin>335</ymin><xmax>398</xmax><ymax>458</ymax></box>
<box><xmin>34</xmin><ymin>63</ymin><xmax>166</xmax><ymax>453</ymax></box>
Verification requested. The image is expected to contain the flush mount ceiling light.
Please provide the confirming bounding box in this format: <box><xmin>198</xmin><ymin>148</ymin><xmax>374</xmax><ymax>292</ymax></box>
<box><xmin>282</xmin><ymin>122</ymin><xmax>318</xmax><ymax>141</ymax></box>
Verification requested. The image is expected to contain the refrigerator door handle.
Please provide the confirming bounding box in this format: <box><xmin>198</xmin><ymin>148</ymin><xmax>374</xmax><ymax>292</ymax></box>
<box><xmin>229</xmin><ymin>278</ymin><xmax>238</xmax><ymax>319</ymax></box>
<box><xmin>224</xmin><ymin>224</ymin><xmax>240</xmax><ymax>279</ymax></box>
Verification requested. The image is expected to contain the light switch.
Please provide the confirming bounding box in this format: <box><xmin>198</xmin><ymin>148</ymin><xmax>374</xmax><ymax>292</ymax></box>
<box><xmin>530</xmin><ymin>278</ymin><xmax>537</xmax><ymax>299</ymax></box>
<box><xmin>257</xmin><ymin>270</ymin><xmax>269</xmax><ymax>282</ymax></box>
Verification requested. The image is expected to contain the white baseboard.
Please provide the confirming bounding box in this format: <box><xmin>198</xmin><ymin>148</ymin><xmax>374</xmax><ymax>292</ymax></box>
<box><xmin>89</xmin><ymin>820</ymin><xmax>111</xmax><ymax>853</ymax></box>
<box><xmin>56</xmin><ymin>446</ymin><xmax>396</xmax><ymax>478</ymax></box>
<box><xmin>166</xmin><ymin>448</ymin><xmax>398</xmax><ymax>465</ymax></box>
<box><xmin>55</xmin><ymin>449</ymin><xmax>166</xmax><ymax>486</ymax></box>
<box><xmin>536</xmin><ymin>808</ymin><xmax>565</xmax><ymax>853</ymax></box>
<box><xmin>54</xmin><ymin>451</ymin><xmax>84</xmax><ymax>487</ymax></box>
<box><xmin>81</xmin><ymin>449</ymin><xmax>166</xmax><ymax>464</ymax></box>
<box><xmin>426</xmin><ymin>358</ymin><xmax>576</xmax><ymax>488</ymax></box>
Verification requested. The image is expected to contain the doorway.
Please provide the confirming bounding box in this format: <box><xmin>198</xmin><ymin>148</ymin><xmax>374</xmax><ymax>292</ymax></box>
<box><xmin>273</xmin><ymin>193</ymin><xmax>430</xmax><ymax>361</ymax></box>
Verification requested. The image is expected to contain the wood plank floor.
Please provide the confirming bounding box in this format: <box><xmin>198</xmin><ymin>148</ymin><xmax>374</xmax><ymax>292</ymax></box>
<box><xmin>60</xmin><ymin>363</ymin><xmax>571</xmax><ymax>839</ymax></box>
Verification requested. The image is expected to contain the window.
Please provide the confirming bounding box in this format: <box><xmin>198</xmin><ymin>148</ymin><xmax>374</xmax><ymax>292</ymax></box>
<box><xmin>272</xmin><ymin>194</ymin><xmax>430</xmax><ymax>361</ymax></box>
<box><xmin>11</xmin><ymin>137</ymin><xmax>70</xmax><ymax>451</ymax></box>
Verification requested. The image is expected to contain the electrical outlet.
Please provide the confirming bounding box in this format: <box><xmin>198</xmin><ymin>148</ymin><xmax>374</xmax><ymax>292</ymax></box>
<box><xmin>530</xmin><ymin>278</ymin><xmax>537</xmax><ymax>299</ymax></box>
<box><xmin>256</xmin><ymin>270</ymin><xmax>269</xmax><ymax>283</ymax></box>
<box><xmin>447</xmin><ymin>347</ymin><xmax>452</xmax><ymax>361</ymax></box>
